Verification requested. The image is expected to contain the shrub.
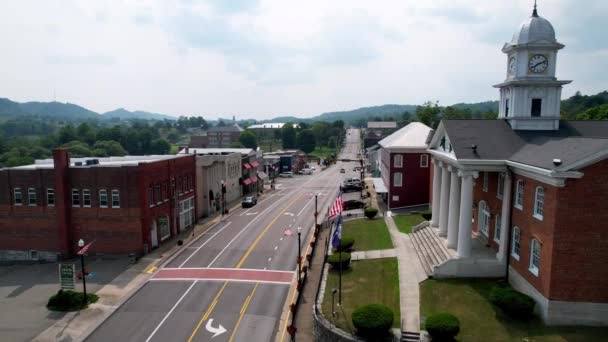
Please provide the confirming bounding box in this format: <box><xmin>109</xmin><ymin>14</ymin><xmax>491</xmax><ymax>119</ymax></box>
<box><xmin>337</xmin><ymin>237</ymin><xmax>355</xmax><ymax>251</ymax></box>
<box><xmin>421</xmin><ymin>210</ymin><xmax>432</xmax><ymax>221</ymax></box>
<box><xmin>327</xmin><ymin>252</ymin><xmax>351</xmax><ymax>270</ymax></box>
<box><xmin>425</xmin><ymin>312</ymin><xmax>460</xmax><ymax>341</ymax></box>
<box><xmin>47</xmin><ymin>290</ymin><xmax>99</xmax><ymax>312</ymax></box>
<box><xmin>364</xmin><ymin>207</ymin><xmax>378</xmax><ymax>219</ymax></box>
<box><xmin>489</xmin><ymin>286</ymin><xmax>535</xmax><ymax>318</ymax></box>
<box><xmin>352</xmin><ymin>304</ymin><xmax>394</xmax><ymax>338</ymax></box>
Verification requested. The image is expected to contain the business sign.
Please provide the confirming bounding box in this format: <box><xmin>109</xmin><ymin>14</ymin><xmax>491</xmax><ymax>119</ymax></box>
<box><xmin>59</xmin><ymin>264</ymin><xmax>75</xmax><ymax>290</ymax></box>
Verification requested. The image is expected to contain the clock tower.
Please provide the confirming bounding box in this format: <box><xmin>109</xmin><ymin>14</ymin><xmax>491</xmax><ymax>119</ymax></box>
<box><xmin>494</xmin><ymin>2</ymin><xmax>571</xmax><ymax>130</ymax></box>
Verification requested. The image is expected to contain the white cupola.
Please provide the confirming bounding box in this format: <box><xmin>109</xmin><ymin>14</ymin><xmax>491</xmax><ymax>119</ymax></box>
<box><xmin>493</xmin><ymin>1</ymin><xmax>572</xmax><ymax>130</ymax></box>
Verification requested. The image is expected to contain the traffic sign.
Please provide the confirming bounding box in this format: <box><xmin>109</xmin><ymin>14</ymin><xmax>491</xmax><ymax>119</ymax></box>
<box><xmin>59</xmin><ymin>264</ymin><xmax>75</xmax><ymax>290</ymax></box>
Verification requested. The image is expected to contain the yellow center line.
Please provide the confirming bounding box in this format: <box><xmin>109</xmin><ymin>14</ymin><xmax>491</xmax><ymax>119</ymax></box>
<box><xmin>188</xmin><ymin>192</ymin><xmax>305</xmax><ymax>341</ymax></box>
<box><xmin>229</xmin><ymin>282</ymin><xmax>260</xmax><ymax>341</ymax></box>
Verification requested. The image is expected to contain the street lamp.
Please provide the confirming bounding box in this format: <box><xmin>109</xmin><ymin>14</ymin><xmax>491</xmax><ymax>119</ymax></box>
<box><xmin>297</xmin><ymin>226</ymin><xmax>302</xmax><ymax>284</ymax></box>
<box><xmin>78</xmin><ymin>239</ymin><xmax>87</xmax><ymax>305</ymax></box>
<box><xmin>331</xmin><ymin>288</ymin><xmax>338</xmax><ymax>317</ymax></box>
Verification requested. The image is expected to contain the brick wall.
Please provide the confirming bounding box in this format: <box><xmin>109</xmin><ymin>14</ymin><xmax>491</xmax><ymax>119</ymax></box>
<box><xmin>472</xmin><ymin>172</ymin><xmax>504</xmax><ymax>252</ymax></box>
<box><xmin>388</xmin><ymin>152</ymin><xmax>430</xmax><ymax>208</ymax></box>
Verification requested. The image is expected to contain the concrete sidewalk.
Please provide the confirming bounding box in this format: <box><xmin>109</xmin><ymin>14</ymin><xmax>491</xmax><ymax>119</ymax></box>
<box><xmin>350</xmin><ymin>248</ymin><xmax>396</xmax><ymax>261</ymax></box>
<box><xmin>32</xmin><ymin>199</ymin><xmax>246</xmax><ymax>342</ymax></box>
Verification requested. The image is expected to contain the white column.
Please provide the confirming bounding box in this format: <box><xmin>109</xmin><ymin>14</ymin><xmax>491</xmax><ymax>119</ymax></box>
<box><xmin>447</xmin><ymin>168</ymin><xmax>461</xmax><ymax>249</ymax></box>
<box><xmin>457</xmin><ymin>171</ymin><xmax>477</xmax><ymax>258</ymax></box>
<box><xmin>430</xmin><ymin>159</ymin><xmax>442</xmax><ymax>227</ymax></box>
<box><xmin>438</xmin><ymin>163</ymin><xmax>451</xmax><ymax>237</ymax></box>
<box><xmin>497</xmin><ymin>172</ymin><xmax>513</xmax><ymax>262</ymax></box>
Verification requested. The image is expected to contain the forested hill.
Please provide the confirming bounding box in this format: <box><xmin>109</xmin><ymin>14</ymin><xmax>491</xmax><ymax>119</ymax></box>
<box><xmin>313</xmin><ymin>104</ymin><xmax>417</xmax><ymax>123</ymax></box>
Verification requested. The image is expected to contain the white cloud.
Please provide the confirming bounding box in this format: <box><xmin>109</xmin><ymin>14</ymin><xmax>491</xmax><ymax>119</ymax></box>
<box><xmin>0</xmin><ymin>0</ymin><xmax>605</xmax><ymax>119</ymax></box>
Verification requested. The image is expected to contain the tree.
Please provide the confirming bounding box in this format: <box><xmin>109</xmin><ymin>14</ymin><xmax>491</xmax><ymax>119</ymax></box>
<box><xmin>481</xmin><ymin>111</ymin><xmax>498</xmax><ymax>119</ymax></box>
<box><xmin>576</xmin><ymin>104</ymin><xmax>608</xmax><ymax>120</ymax></box>
<box><xmin>298</xmin><ymin>122</ymin><xmax>310</xmax><ymax>130</ymax></box>
<box><xmin>58</xmin><ymin>125</ymin><xmax>78</xmax><ymax>145</ymax></box>
<box><xmin>282</xmin><ymin>123</ymin><xmax>296</xmax><ymax>149</ymax></box>
<box><xmin>61</xmin><ymin>141</ymin><xmax>93</xmax><ymax>157</ymax></box>
<box><xmin>77</xmin><ymin>123</ymin><xmax>96</xmax><ymax>145</ymax></box>
<box><xmin>92</xmin><ymin>140</ymin><xmax>127</xmax><ymax>157</ymax></box>
<box><xmin>149</xmin><ymin>139</ymin><xmax>171</xmax><ymax>154</ymax></box>
<box><xmin>416</xmin><ymin>101</ymin><xmax>441</xmax><ymax>127</ymax></box>
<box><xmin>297</xmin><ymin>129</ymin><xmax>316</xmax><ymax>154</ymax></box>
<box><xmin>239</xmin><ymin>130</ymin><xmax>258</xmax><ymax>149</ymax></box>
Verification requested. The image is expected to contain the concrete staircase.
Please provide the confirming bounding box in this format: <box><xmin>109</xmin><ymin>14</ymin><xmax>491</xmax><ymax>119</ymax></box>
<box><xmin>410</xmin><ymin>226</ymin><xmax>452</xmax><ymax>276</ymax></box>
<box><xmin>401</xmin><ymin>331</ymin><xmax>421</xmax><ymax>342</ymax></box>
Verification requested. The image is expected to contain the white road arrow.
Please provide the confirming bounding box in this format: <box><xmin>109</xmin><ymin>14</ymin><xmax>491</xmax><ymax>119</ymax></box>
<box><xmin>205</xmin><ymin>318</ymin><xmax>227</xmax><ymax>338</ymax></box>
<box><xmin>245</xmin><ymin>211</ymin><xmax>258</xmax><ymax>216</ymax></box>
<box><xmin>284</xmin><ymin>212</ymin><xmax>295</xmax><ymax>216</ymax></box>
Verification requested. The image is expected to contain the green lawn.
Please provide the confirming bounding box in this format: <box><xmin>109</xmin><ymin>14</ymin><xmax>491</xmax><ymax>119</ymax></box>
<box><xmin>342</xmin><ymin>218</ymin><xmax>393</xmax><ymax>251</ymax></box>
<box><xmin>420</xmin><ymin>279</ymin><xmax>608</xmax><ymax>342</ymax></box>
<box><xmin>392</xmin><ymin>214</ymin><xmax>425</xmax><ymax>234</ymax></box>
<box><xmin>322</xmin><ymin>258</ymin><xmax>401</xmax><ymax>333</ymax></box>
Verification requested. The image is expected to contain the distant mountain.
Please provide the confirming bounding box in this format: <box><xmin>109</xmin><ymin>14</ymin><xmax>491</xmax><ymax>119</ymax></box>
<box><xmin>451</xmin><ymin>101</ymin><xmax>498</xmax><ymax>113</ymax></box>
<box><xmin>101</xmin><ymin>108</ymin><xmax>175</xmax><ymax>121</ymax></box>
<box><xmin>312</xmin><ymin>104</ymin><xmax>418</xmax><ymax>123</ymax></box>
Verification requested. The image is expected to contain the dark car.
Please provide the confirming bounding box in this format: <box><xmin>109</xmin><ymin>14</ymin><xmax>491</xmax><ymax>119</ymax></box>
<box><xmin>340</xmin><ymin>168</ymin><xmax>346</xmax><ymax>173</ymax></box>
<box><xmin>242</xmin><ymin>196</ymin><xmax>257</xmax><ymax>208</ymax></box>
<box><xmin>342</xmin><ymin>184</ymin><xmax>362</xmax><ymax>193</ymax></box>
<box><xmin>343</xmin><ymin>199</ymin><xmax>365</xmax><ymax>211</ymax></box>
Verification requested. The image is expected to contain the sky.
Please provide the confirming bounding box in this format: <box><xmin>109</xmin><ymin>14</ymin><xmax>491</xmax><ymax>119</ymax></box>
<box><xmin>0</xmin><ymin>0</ymin><xmax>606</xmax><ymax>119</ymax></box>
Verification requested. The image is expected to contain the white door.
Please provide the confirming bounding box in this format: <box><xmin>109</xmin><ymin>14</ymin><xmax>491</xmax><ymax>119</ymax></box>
<box><xmin>150</xmin><ymin>221</ymin><xmax>159</xmax><ymax>248</ymax></box>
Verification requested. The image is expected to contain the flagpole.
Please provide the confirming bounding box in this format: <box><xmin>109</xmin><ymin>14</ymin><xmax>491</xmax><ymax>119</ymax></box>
<box><xmin>338</xmin><ymin>227</ymin><xmax>342</xmax><ymax>305</ymax></box>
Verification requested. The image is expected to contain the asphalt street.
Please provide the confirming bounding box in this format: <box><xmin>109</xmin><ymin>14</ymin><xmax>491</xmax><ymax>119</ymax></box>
<box><xmin>86</xmin><ymin>129</ymin><xmax>362</xmax><ymax>342</ymax></box>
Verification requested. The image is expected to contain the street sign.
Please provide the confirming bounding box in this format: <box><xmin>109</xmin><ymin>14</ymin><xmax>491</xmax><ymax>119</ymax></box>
<box><xmin>77</xmin><ymin>241</ymin><xmax>94</xmax><ymax>255</ymax></box>
<box><xmin>59</xmin><ymin>264</ymin><xmax>75</xmax><ymax>290</ymax></box>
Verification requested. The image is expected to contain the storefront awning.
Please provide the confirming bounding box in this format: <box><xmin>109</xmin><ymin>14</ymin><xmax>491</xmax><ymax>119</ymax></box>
<box><xmin>249</xmin><ymin>175</ymin><xmax>258</xmax><ymax>183</ymax></box>
<box><xmin>372</xmin><ymin>177</ymin><xmax>388</xmax><ymax>193</ymax></box>
<box><xmin>250</xmin><ymin>161</ymin><xmax>259</xmax><ymax>167</ymax></box>
<box><xmin>243</xmin><ymin>163</ymin><xmax>252</xmax><ymax>169</ymax></box>
<box><xmin>257</xmin><ymin>172</ymin><xmax>268</xmax><ymax>180</ymax></box>
<box><xmin>243</xmin><ymin>178</ymin><xmax>252</xmax><ymax>185</ymax></box>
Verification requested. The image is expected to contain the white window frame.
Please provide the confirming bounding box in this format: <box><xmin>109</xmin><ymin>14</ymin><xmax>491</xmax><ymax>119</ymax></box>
<box><xmin>82</xmin><ymin>189</ymin><xmax>91</xmax><ymax>207</ymax></box>
<box><xmin>482</xmin><ymin>172</ymin><xmax>489</xmax><ymax>192</ymax></box>
<box><xmin>159</xmin><ymin>216</ymin><xmax>171</xmax><ymax>241</ymax></box>
<box><xmin>493</xmin><ymin>213</ymin><xmax>501</xmax><ymax>244</ymax></box>
<box><xmin>28</xmin><ymin>188</ymin><xmax>37</xmax><ymax>206</ymax></box>
<box><xmin>148</xmin><ymin>186</ymin><xmax>154</xmax><ymax>207</ymax></box>
<box><xmin>99</xmin><ymin>189</ymin><xmax>108</xmax><ymax>208</ymax></box>
<box><xmin>478</xmin><ymin>201</ymin><xmax>490</xmax><ymax>237</ymax></box>
<box><xmin>529</xmin><ymin>239</ymin><xmax>540</xmax><ymax>276</ymax></box>
<box><xmin>46</xmin><ymin>188</ymin><xmax>55</xmax><ymax>207</ymax></box>
<box><xmin>393</xmin><ymin>155</ymin><xmax>403</xmax><ymax>168</ymax></box>
<box><xmin>72</xmin><ymin>189</ymin><xmax>80</xmax><ymax>207</ymax></box>
<box><xmin>420</xmin><ymin>154</ymin><xmax>429</xmax><ymax>168</ymax></box>
<box><xmin>14</xmin><ymin>188</ymin><xmax>22</xmax><ymax>206</ymax></box>
<box><xmin>533</xmin><ymin>186</ymin><xmax>544</xmax><ymax>221</ymax></box>
<box><xmin>111</xmin><ymin>189</ymin><xmax>120</xmax><ymax>208</ymax></box>
<box><xmin>511</xmin><ymin>226</ymin><xmax>521</xmax><ymax>260</ymax></box>
<box><xmin>514</xmin><ymin>180</ymin><xmax>524</xmax><ymax>210</ymax></box>
<box><xmin>392</xmin><ymin>195</ymin><xmax>399</xmax><ymax>201</ymax></box>
<box><xmin>497</xmin><ymin>173</ymin><xmax>505</xmax><ymax>199</ymax></box>
<box><xmin>393</xmin><ymin>172</ymin><xmax>403</xmax><ymax>187</ymax></box>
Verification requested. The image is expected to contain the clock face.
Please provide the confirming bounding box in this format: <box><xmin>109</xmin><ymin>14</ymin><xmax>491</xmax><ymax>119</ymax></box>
<box><xmin>508</xmin><ymin>57</ymin><xmax>516</xmax><ymax>75</ymax></box>
<box><xmin>528</xmin><ymin>54</ymin><xmax>548</xmax><ymax>74</ymax></box>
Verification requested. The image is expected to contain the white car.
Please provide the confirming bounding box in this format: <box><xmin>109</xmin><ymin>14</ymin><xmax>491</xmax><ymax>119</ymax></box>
<box><xmin>301</xmin><ymin>168</ymin><xmax>313</xmax><ymax>175</ymax></box>
<box><xmin>279</xmin><ymin>172</ymin><xmax>293</xmax><ymax>178</ymax></box>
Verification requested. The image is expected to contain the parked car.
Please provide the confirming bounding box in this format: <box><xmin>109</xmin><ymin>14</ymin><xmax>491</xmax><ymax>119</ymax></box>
<box><xmin>343</xmin><ymin>184</ymin><xmax>362</xmax><ymax>193</ymax></box>
<box><xmin>279</xmin><ymin>172</ymin><xmax>293</xmax><ymax>178</ymax></box>
<box><xmin>340</xmin><ymin>168</ymin><xmax>346</xmax><ymax>173</ymax></box>
<box><xmin>300</xmin><ymin>168</ymin><xmax>313</xmax><ymax>175</ymax></box>
<box><xmin>242</xmin><ymin>196</ymin><xmax>258</xmax><ymax>208</ymax></box>
<box><xmin>343</xmin><ymin>199</ymin><xmax>365</xmax><ymax>210</ymax></box>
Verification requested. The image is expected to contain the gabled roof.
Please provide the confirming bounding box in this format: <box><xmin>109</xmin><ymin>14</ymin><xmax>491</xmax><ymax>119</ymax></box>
<box><xmin>378</xmin><ymin>122</ymin><xmax>432</xmax><ymax>151</ymax></box>
<box><xmin>368</xmin><ymin>121</ymin><xmax>397</xmax><ymax>129</ymax></box>
<box><xmin>207</xmin><ymin>124</ymin><xmax>244</xmax><ymax>133</ymax></box>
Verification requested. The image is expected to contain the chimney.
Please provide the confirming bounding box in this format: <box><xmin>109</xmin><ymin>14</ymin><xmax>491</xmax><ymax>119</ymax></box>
<box><xmin>52</xmin><ymin>149</ymin><xmax>73</xmax><ymax>257</ymax></box>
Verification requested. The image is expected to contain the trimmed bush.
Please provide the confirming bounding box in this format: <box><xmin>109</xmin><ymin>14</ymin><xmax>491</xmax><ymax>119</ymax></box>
<box><xmin>364</xmin><ymin>207</ymin><xmax>378</xmax><ymax>219</ymax></box>
<box><xmin>352</xmin><ymin>304</ymin><xmax>394</xmax><ymax>338</ymax></box>
<box><xmin>425</xmin><ymin>312</ymin><xmax>460</xmax><ymax>341</ymax></box>
<box><xmin>47</xmin><ymin>290</ymin><xmax>99</xmax><ymax>312</ymax></box>
<box><xmin>327</xmin><ymin>252</ymin><xmax>351</xmax><ymax>270</ymax></box>
<box><xmin>489</xmin><ymin>286</ymin><xmax>535</xmax><ymax>318</ymax></box>
<box><xmin>421</xmin><ymin>210</ymin><xmax>432</xmax><ymax>221</ymax></box>
<box><xmin>337</xmin><ymin>237</ymin><xmax>355</xmax><ymax>251</ymax></box>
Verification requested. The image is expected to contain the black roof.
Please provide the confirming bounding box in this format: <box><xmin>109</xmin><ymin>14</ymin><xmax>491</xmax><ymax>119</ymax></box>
<box><xmin>207</xmin><ymin>124</ymin><xmax>244</xmax><ymax>133</ymax></box>
<box><xmin>441</xmin><ymin>120</ymin><xmax>608</xmax><ymax>170</ymax></box>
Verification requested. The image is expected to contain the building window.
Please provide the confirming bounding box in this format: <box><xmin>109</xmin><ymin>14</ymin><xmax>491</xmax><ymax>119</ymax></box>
<box><xmin>155</xmin><ymin>184</ymin><xmax>161</xmax><ymax>204</ymax></box>
<box><xmin>420</xmin><ymin>154</ymin><xmax>429</xmax><ymax>168</ymax></box>
<box><xmin>533</xmin><ymin>186</ymin><xmax>544</xmax><ymax>220</ymax></box>
<box><xmin>82</xmin><ymin>189</ymin><xmax>91</xmax><ymax>207</ymax></box>
<box><xmin>478</xmin><ymin>201</ymin><xmax>489</xmax><ymax>237</ymax></box>
<box><xmin>179</xmin><ymin>197</ymin><xmax>195</xmax><ymax>230</ymax></box>
<box><xmin>178</xmin><ymin>177</ymin><xmax>183</xmax><ymax>194</ymax></box>
<box><xmin>148</xmin><ymin>186</ymin><xmax>154</xmax><ymax>207</ymax></box>
<box><xmin>393</xmin><ymin>155</ymin><xmax>403</xmax><ymax>168</ymax></box>
<box><xmin>505</xmin><ymin>99</ymin><xmax>510</xmax><ymax>117</ymax></box>
<box><xmin>159</xmin><ymin>216</ymin><xmax>171</xmax><ymax>241</ymax></box>
<box><xmin>99</xmin><ymin>189</ymin><xmax>108</xmax><ymax>208</ymax></box>
<box><xmin>28</xmin><ymin>188</ymin><xmax>37</xmax><ymax>206</ymax></box>
<box><xmin>394</xmin><ymin>172</ymin><xmax>403</xmax><ymax>187</ymax></box>
<box><xmin>189</xmin><ymin>175</ymin><xmax>194</xmax><ymax>190</ymax></box>
<box><xmin>531</xmin><ymin>98</ymin><xmax>542</xmax><ymax>117</ymax></box>
<box><xmin>72</xmin><ymin>189</ymin><xmax>80</xmax><ymax>207</ymax></box>
<box><xmin>482</xmin><ymin>172</ymin><xmax>489</xmax><ymax>192</ymax></box>
<box><xmin>494</xmin><ymin>214</ymin><xmax>501</xmax><ymax>244</ymax></box>
<box><xmin>529</xmin><ymin>239</ymin><xmax>540</xmax><ymax>276</ymax></box>
<box><xmin>497</xmin><ymin>173</ymin><xmax>505</xmax><ymax>199</ymax></box>
<box><xmin>511</xmin><ymin>226</ymin><xmax>521</xmax><ymax>260</ymax></box>
<box><xmin>162</xmin><ymin>183</ymin><xmax>168</xmax><ymax>202</ymax></box>
<box><xmin>111</xmin><ymin>190</ymin><xmax>120</xmax><ymax>208</ymax></box>
<box><xmin>514</xmin><ymin>180</ymin><xmax>524</xmax><ymax>210</ymax></box>
<box><xmin>14</xmin><ymin>188</ymin><xmax>22</xmax><ymax>205</ymax></box>
<box><xmin>47</xmin><ymin>188</ymin><xmax>55</xmax><ymax>206</ymax></box>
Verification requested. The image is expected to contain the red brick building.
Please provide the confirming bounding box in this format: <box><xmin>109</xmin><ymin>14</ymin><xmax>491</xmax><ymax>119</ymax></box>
<box><xmin>0</xmin><ymin>150</ymin><xmax>196</xmax><ymax>261</ymax></box>
<box><xmin>377</xmin><ymin>122</ymin><xmax>432</xmax><ymax>210</ymax></box>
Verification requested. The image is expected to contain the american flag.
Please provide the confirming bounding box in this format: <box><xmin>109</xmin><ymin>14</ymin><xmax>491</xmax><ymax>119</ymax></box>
<box><xmin>328</xmin><ymin>194</ymin><xmax>343</xmax><ymax>220</ymax></box>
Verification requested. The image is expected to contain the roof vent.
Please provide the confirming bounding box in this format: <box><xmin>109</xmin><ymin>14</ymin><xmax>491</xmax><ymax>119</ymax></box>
<box><xmin>74</xmin><ymin>161</ymin><xmax>83</xmax><ymax>166</ymax></box>
<box><xmin>553</xmin><ymin>158</ymin><xmax>562</xmax><ymax>166</ymax></box>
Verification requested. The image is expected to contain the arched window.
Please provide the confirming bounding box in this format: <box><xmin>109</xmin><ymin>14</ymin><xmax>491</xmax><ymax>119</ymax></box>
<box><xmin>529</xmin><ymin>239</ymin><xmax>541</xmax><ymax>276</ymax></box>
<box><xmin>511</xmin><ymin>226</ymin><xmax>521</xmax><ymax>260</ymax></box>
<box><xmin>478</xmin><ymin>201</ymin><xmax>489</xmax><ymax>237</ymax></box>
<box><xmin>494</xmin><ymin>213</ymin><xmax>502</xmax><ymax>244</ymax></box>
<box><xmin>514</xmin><ymin>179</ymin><xmax>524</xmax><ymax>209</ymax></box>
<box><xmin>533</xmin><ymin>186</ymin><xmax>544</xmax><ymax>220</ymax></box>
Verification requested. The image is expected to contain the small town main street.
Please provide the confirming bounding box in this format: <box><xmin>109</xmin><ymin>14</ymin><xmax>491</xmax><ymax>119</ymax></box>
<box><xmin>87</xmin><ymin>129</ymin><xmax>362</xmax><ymax>342</ymax></box>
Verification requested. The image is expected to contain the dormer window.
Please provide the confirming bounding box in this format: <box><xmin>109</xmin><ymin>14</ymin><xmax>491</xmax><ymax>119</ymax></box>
<box><xmin>531</xmin><ymin>99</ymin><xmax>542</xmax><ymax>117</ymax></box>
